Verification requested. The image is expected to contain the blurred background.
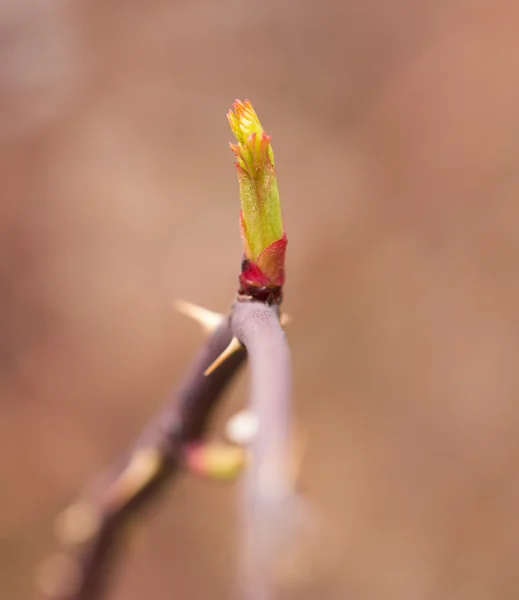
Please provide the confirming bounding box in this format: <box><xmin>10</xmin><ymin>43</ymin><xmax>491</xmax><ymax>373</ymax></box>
<box><xmin>2</xmin><ymin>0</ymin><xmax>519</xmax><ymax>598</ymax></box>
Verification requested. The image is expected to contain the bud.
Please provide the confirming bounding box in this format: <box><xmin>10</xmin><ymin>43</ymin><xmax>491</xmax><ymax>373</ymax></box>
<box><xmin>185</xmin><ymin>442</ymin><xmax>247</xmax><ymax>481</ymax></box>
<box><xmin>227</xmin><ymin>100</ymin><xmax>287</xmax><ymax>292</ymax></box>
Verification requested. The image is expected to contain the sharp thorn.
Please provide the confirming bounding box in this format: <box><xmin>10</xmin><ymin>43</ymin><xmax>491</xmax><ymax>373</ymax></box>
<box><xmin>204</xmin><ymin>336</ymin><xmax>242</xmax><ymax>376</ymax></box>
<box><xmin>174</xmin><ymin>300</ymin><xmax>225</xmax><ymax>333</ymax></box>
<box><xmin>54</xmin><ymin>501</ymin><xmax>101</xmax><ymax>546</ymax></box>
<box><xmin>104</xmin><ymin>448</ymin><xmax>163</xmax><ymax>509</ymax></box>
<box><xmin>225</xmin><ymin>410</ymin><xmax>305</xmax><ymax>485</ymax></box>
<box><xmin>280</xmin><ymin>313</ymin><xmax>292</xmax><ymax>327</ymax></box>
<box><xmin>225</xmin><ymin>409</ymin><xmax>258</xmax><ymax>445</ymax></box>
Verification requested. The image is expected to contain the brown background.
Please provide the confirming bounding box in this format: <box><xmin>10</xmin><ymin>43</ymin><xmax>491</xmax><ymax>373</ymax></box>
<box><xmin>2</xmin><ymin>0</ymin><xmax>519</xmax><ymax>599</ymax></box>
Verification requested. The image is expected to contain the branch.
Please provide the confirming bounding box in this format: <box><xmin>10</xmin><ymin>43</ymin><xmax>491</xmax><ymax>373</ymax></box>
<box><xmin>38</xmin><ymin>316</ymin><xmax>246</xmax><ymax>600</ymax></box>
<box><xmin>231</xmin><ymin>300</ymin><xmax>294</xmax><ymax>600</ymax></box>
<box><xmin>232</xmin><ymin>300</ymin><xmax>291</xmax><ymax>501</ymax></box>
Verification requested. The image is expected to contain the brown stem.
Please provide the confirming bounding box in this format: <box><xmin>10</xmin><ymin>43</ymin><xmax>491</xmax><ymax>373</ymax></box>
<box><xmin>231</xmin><ymin>300</ymin><xmax>292</xmax><ymax>501</ymax></box>
<box><xmin>38</xmin><ymin>317</ymin><xmax>246</xmax><ymax>600</ymax></box>
<box><xmin>231</xmin><ymin>300</ymin><xmax>293</xmax><ymax>600</ymax></box>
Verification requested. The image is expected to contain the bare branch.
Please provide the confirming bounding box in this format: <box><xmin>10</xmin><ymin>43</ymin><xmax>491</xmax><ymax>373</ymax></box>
<box><xmin>38</xmin><ymin>317</ymin><xmax>246</xmax><ymax>600</ymax></box>
<box><xmin>231</xmin><ymin>300</ymin><xmax>294</xmax><ymax>600</ymax></box>
<box><xmin>232</xmin><ymin>300</ymin><xmax>291</xmax><ymax>500</ymax></box>
<box><xmin>38</xmin><ymin>301</ymin><xmax>295</xmax><ymax>600</ymax></box>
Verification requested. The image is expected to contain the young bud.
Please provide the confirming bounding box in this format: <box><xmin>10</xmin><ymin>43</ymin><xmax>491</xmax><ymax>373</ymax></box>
<box><xmin>227</xmin><ymin>100</ymin><xmax>287</xmax><ymax>293</ymax></box>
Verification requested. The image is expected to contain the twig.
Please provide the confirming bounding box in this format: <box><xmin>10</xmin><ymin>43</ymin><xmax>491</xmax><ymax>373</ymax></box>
<box><xmin>232</xmin><ymin>301</ymin><xmax>291</xmax><ymax>501</ymax></box>
<box><xmin>232</xmin><ymin>300</ymin><xmax>294</xmax><ymax>600</ymax></box>
<box><xmin>38</xmin><ymin>316</ymin><xmax>246</xmax><ymax>600</ymax></box>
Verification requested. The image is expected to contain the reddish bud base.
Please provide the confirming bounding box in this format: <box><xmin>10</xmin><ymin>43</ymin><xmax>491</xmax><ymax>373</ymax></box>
<box><xmin>238</xmin><ymin>263</ymin><xmax>283</xmax><ymax>305</ymax></box>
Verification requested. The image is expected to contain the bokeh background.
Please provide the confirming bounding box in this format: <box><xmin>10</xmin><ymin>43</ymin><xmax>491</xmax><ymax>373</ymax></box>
<box><xmin>2</xmin><ymin>0</ymin><xmax>519</xmax><ymax>598</ymax></box>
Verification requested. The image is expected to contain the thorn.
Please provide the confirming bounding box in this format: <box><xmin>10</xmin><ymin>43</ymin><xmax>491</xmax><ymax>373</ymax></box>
<box><xmin>104</xmin><ymin>448</ymin><xmax>163</xmax><ymax>510</ymax></box>
<box><xmin>37</xmin><ymin>553</ymin><xmax>81</xmax><ymax>598</ymax></box>
<box><xmin>174</xmin><ymin>300</ymin><xmax>225</xmax><ymax>333</ymax></box>
<box><xmin>225</xmin><ymin>410</ymin><xmax>258</xmax><ymax>445</ymax></box>
<box><xmin>280</xmin><ymin>313</ymin><xmax>292</xmax><ymax>327</ymax></box>
<box><xmin>225</xmin><ymin>409</ymin><xmax>305</xmax><ymax>485</ymax></box>
<box><xmin>204</xmin><ymin>336</ymin><xmax>242</xmax><ymax>376</ymax></box>
<box><xmin>54</xmin><ymin>501</ymin><xmax>101</xmax><ymax>546</ymax></box>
